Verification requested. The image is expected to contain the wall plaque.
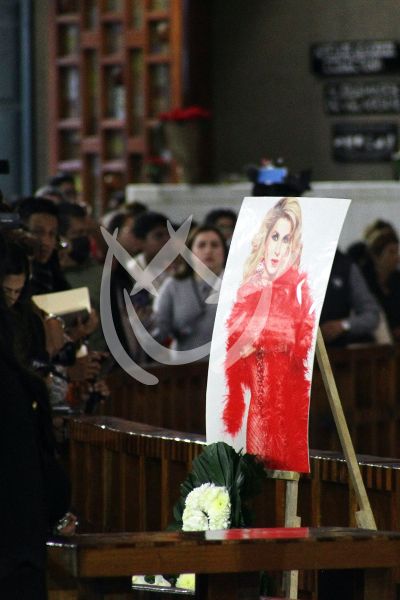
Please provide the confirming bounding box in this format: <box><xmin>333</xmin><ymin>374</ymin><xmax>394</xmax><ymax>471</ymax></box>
<box><xmin>332</xmin><ymin>122</ymin><xmax>397</xmax><ymax>162</ymax></box>
<box><xmin>311</xmin><ymin>40</ymin><xmax>400</xmax><ymax>76</ymax></box>
<box><xmin>325</xmin><ymin>82</ymin><xmax>400</xmax><ymax>114</ymax></box>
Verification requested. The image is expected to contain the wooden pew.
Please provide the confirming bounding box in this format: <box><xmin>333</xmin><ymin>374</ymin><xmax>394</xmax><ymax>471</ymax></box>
<box><xmin>68</xmin><ymin>416</ymin><xmax>400</xmax><ymax>535</ymax></box>
<box><xmin>309</xmin><ymin>343</ymin><xmax>398</xmax><ymax>457</ymax></box>
<box><xmin>103</xmin><ymin>360</ymin><xmax>208</xmax><ymax>434</ymax></box>
<box><xmin>102</xmin><ymin>344</ymin><xmax>399</xmax><ymax>457</ymax></box>
<box><xmin>47</xmin><ymin>527</ymin><xmax>400</xmax><ymax>599</ymax></box>
<box><xmin>61</xmin><ymin>417</ymin><xmax>400</xmax><ymax>599</ymax></box>
<box><xmin>69</xmin><ymin>417</ymin><xmax>205</xmax><ymax>533</ymax></box>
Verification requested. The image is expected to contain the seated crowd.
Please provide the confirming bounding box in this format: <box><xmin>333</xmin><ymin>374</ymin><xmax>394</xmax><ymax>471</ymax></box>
<box><xmin>0</xmin><ymin>179</ymin><xmax>239</xmax><ymax>421</ymax></box>
<box><xmin>1</xmin><ymin>173</ymin><xmax>400</xmax><ymax>598</ymax></box>
<box><xmin>1</xmin><ymin>179</ymin><xmax>400</xmax><ymax>414</ymax></box>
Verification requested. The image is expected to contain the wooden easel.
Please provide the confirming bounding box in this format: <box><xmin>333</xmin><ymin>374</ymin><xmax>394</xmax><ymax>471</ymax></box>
<box><xmin>269</xmin><ymin>328</ymin><xmax>377</xmax><ymax>599</ymax></box>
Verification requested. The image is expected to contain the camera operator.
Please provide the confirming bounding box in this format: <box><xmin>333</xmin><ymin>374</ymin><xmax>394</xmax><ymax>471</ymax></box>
<box><xmin>0</xmin><ymin>198</ymin><xmax>108</xmax><ymax>413</ymax></box>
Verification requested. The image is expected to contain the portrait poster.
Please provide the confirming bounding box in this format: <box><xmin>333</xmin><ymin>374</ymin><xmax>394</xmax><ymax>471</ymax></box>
<box><xmin>206</xmin><ymin>196</ymin><xmax>350</xmax><ymax>473</ymax></box>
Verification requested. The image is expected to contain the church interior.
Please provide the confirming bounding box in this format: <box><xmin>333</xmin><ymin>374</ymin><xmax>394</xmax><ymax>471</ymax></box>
<box><xmin>2</xmin><ymin>1</ymin><xmax>400</xmax><ymax>599</ymax></box>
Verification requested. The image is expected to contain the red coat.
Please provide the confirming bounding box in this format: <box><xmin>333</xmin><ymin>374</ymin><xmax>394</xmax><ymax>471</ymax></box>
<box><xmin>223</xmin><ymin>267</ymin><xmax>315</xmax><ymax>472</ymax></box>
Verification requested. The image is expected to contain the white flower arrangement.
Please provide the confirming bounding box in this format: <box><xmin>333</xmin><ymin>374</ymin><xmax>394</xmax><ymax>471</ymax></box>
<box><xmin>132</xmin><ymin>483</ymin><xmax>231</xmax><ymax>591</ymax></box>
<box><xmin>131</xmin><ymin>442</ymin><xmax>267</xmax><ymax>594</ymax></box>
<box><xmin>182</xmin><ymin>483</ymin><xmax>231</xmax><ymax>531</ymax></box>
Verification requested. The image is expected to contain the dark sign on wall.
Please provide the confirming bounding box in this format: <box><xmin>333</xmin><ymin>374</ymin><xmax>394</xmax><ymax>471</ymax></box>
<box><xmin>311</xmin><ymin>40</ymin><xmax>400</xmax><ymax>76</ymax></box>
<box><xmin>332</xmin><ymin>122</ymin><xmax>397</xmax><ymax>162</ymax></box>
<box><xmin>325</xmin><ymin>82</ymin><xmax>400</xmax><ymax>114</ymax></box>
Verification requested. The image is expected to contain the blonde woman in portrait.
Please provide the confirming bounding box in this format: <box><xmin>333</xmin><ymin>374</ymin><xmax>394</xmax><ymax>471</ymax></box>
<box><xmin>223</xmin><ymin>197</ymin><xmax>315</xmax><ymax>472</ymax></box>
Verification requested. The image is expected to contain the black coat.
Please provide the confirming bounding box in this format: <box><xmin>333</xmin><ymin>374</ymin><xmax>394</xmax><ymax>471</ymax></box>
<box><xmin>0</xmin><ymin>339</ymin><xmax>70</xmax><ymax>577</ymax></box>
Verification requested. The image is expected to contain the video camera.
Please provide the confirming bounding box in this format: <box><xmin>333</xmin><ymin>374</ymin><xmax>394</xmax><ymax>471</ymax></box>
<box><xmin>0</xmin><ymin>163</ymin><xmax>15</xmax><ymax>226</ymax></box>
<box><xmin>0</xmin><ymin>162</ymin><xmax>22</xmax><ymax>231</ymax></box>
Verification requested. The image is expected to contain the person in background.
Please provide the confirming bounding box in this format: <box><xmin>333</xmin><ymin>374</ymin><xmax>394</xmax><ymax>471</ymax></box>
<box><xmin>47</xmin><ymin>172</ymin><xmax>78</xmax><ymax>204</ymax></box>
<box><xmin>320</xmin><ymin>250</ymin><xmax>380</xmax><ymax>346</ymax></box>
<box><xmin>17</xmin><ymin>196</ymin><xmax>70</xmax><ymax>296</ymax></box>
<box><xmin>361</xmin><ymin>228</ymin><xmax>400</xmax><ymax>341</ymax></box>
<box><xmin>347</xmin><ymin>219</ymin><xmax>397</xmax><ymax>271</ymax></box>
<box><xmin>132</xmin><ymin>210</ymin><xmax>170</xmax><ymax>275</ymax></box>
<box><xmin>152</xmin><ymin>225</ymin><xmax>227</xmax><ymax>351</ymax></box>
<box><xmin>99</xmin><ymin>190</ymin><xmax>145</xmax><ymax>231</ymax></box>
<box><xmin>98</xmin><ymin>201</ymin><xmax>147</xmax><ymax>261</ymax></box>
<box><xmin>110</xmin><ymin>211</ymin><xmax>170</xmax><ymax>361</ymax></box>
<box><xmin>1</xmin><ymin>240</ymin><xmax>49</xmax><ymax>370</ymax></box>
<box><xmin>35</xmin><ymin>186</ymin><xmax>66</xmax><ymax>205</ymax></box>
<box><xmin>14</xmin><ymin>198</ymin><xmax>104</xmax><ymax>402</ymax></box>
<box><xmin>58</xmin><ymin>202</ymin><xmax>106</xmax><ymax>352</ymax></box>
<box><xmin>107</xmin><ymin>206</ymin><xmax>147</xmax><ymax>258</ymax></box>
<box><xmin>203</xmin><ymin>208</ymin><xmax>237</xmax><ymax>246</ymax></box>
<box><xmin>0</xmin><ymin>231</ymin><xmax>74</xmax><ymax>600</ymax></box>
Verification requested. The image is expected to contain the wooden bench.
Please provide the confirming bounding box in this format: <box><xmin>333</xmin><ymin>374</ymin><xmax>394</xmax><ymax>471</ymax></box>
<box><xmin>68</xmin><ymin>416</ymin><xmax>400</xmax><ymax>534</ymax></box>
<box><xmin>47</xmin><ymin>527</ymin><xmax>400</xmax><ymax>599</ymax></box>
<box><xmin>102</xmin><ymin>344</ymin><xmax>400</xmax><ymax>457</ymax></box>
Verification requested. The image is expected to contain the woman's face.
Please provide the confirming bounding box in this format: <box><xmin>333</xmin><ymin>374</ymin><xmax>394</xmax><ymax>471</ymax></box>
<box><xmin>375</xmin><ymin>242</ymin><xmax>399</xmax><ymax>275</ymax></box>
<box><xmin>264</xmin><ymin>217</ymin><xmax>292</xmax><ymax>278</ymax></box>
<box><xmin>2</xmin><ymin>273</ymin><xmax>26</xmax><ymax>307</ymax></box>
<box><xmin>191</xmin><ymin>231</ymin><xmax>225</xmax><ymax>274</ymax></box>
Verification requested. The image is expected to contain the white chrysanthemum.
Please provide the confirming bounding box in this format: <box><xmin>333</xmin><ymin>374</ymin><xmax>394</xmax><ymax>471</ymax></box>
<box><xmin>208</xmin><ymin>489</ymin><xmax>231</xmax><ymax>529</ymax></box>
<box><xmin>182</xmin><ymin>484</ymin><xmax>231</xmax><ymax>532</ymax></box>
<box><xmin>207</xmin><ymin>487</ymin><xmax>231</xmax><ymax>514</ymax></box>
<box><xmin>182</xmin><ymin>506</ymin><xmax>209</xmax><ymax>531</ymax></box>
<box><xmin>209</xmin><ymin>512</ymin><xmax>230</xmax><ymax>530</ymax></box>
<box><xmin>185</xmin><ymin>483</ymin><xmax>212</xmax><ymax>510</ymax></box>
<box><xmin>176</xmin><ymin>573</ymin><xmax>196</xmax><ymax>591</ymax></box>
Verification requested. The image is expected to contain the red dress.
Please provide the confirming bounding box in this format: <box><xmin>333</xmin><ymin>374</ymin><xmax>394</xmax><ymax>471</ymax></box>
<box><xmin>223</xmin><ymin>266</ymin><xmax>315</xmax><ymax>473</ymax></box>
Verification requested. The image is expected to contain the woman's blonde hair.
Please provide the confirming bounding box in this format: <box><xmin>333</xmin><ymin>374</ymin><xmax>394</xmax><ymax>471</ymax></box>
<box><xmin>242</xmin><ymin>197</ymin><xmax>303</xmax><ymax>282</ymax></box>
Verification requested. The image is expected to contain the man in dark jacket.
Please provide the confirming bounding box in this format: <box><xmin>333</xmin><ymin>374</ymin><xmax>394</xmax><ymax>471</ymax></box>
<box><xmin>320</xmin><ymin>250</ymin><xmax>380</xmax><ymax>346</ymax></box>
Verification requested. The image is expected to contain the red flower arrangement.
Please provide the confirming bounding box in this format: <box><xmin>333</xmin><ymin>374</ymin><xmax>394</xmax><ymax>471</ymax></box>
<box><xmin>159</xmin><ymin>105</ymin><xmax>211</xmax><ymax>122</ymax></box>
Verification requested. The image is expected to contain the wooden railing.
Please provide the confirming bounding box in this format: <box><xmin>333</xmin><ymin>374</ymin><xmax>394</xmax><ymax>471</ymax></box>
<box><xmin>102</xmin><ymin>344</ymin><xmax>400</xmax><ymax>457</ymax></box>
<box><xmin>47</xmin><ymin>527</ymin><xmax>400</xmax><ymax>600</ymax></box>
<box><xmin>68</xmin><ymin>416</ymin><xmax>400</xmax><ymax>535</ymax></box>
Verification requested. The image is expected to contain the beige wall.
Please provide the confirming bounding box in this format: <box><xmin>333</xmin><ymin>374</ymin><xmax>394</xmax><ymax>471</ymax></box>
<box><xmin>212</xmin><ymin>0</ymin><xmax>400</xmax><ymax>180</ymax></box>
